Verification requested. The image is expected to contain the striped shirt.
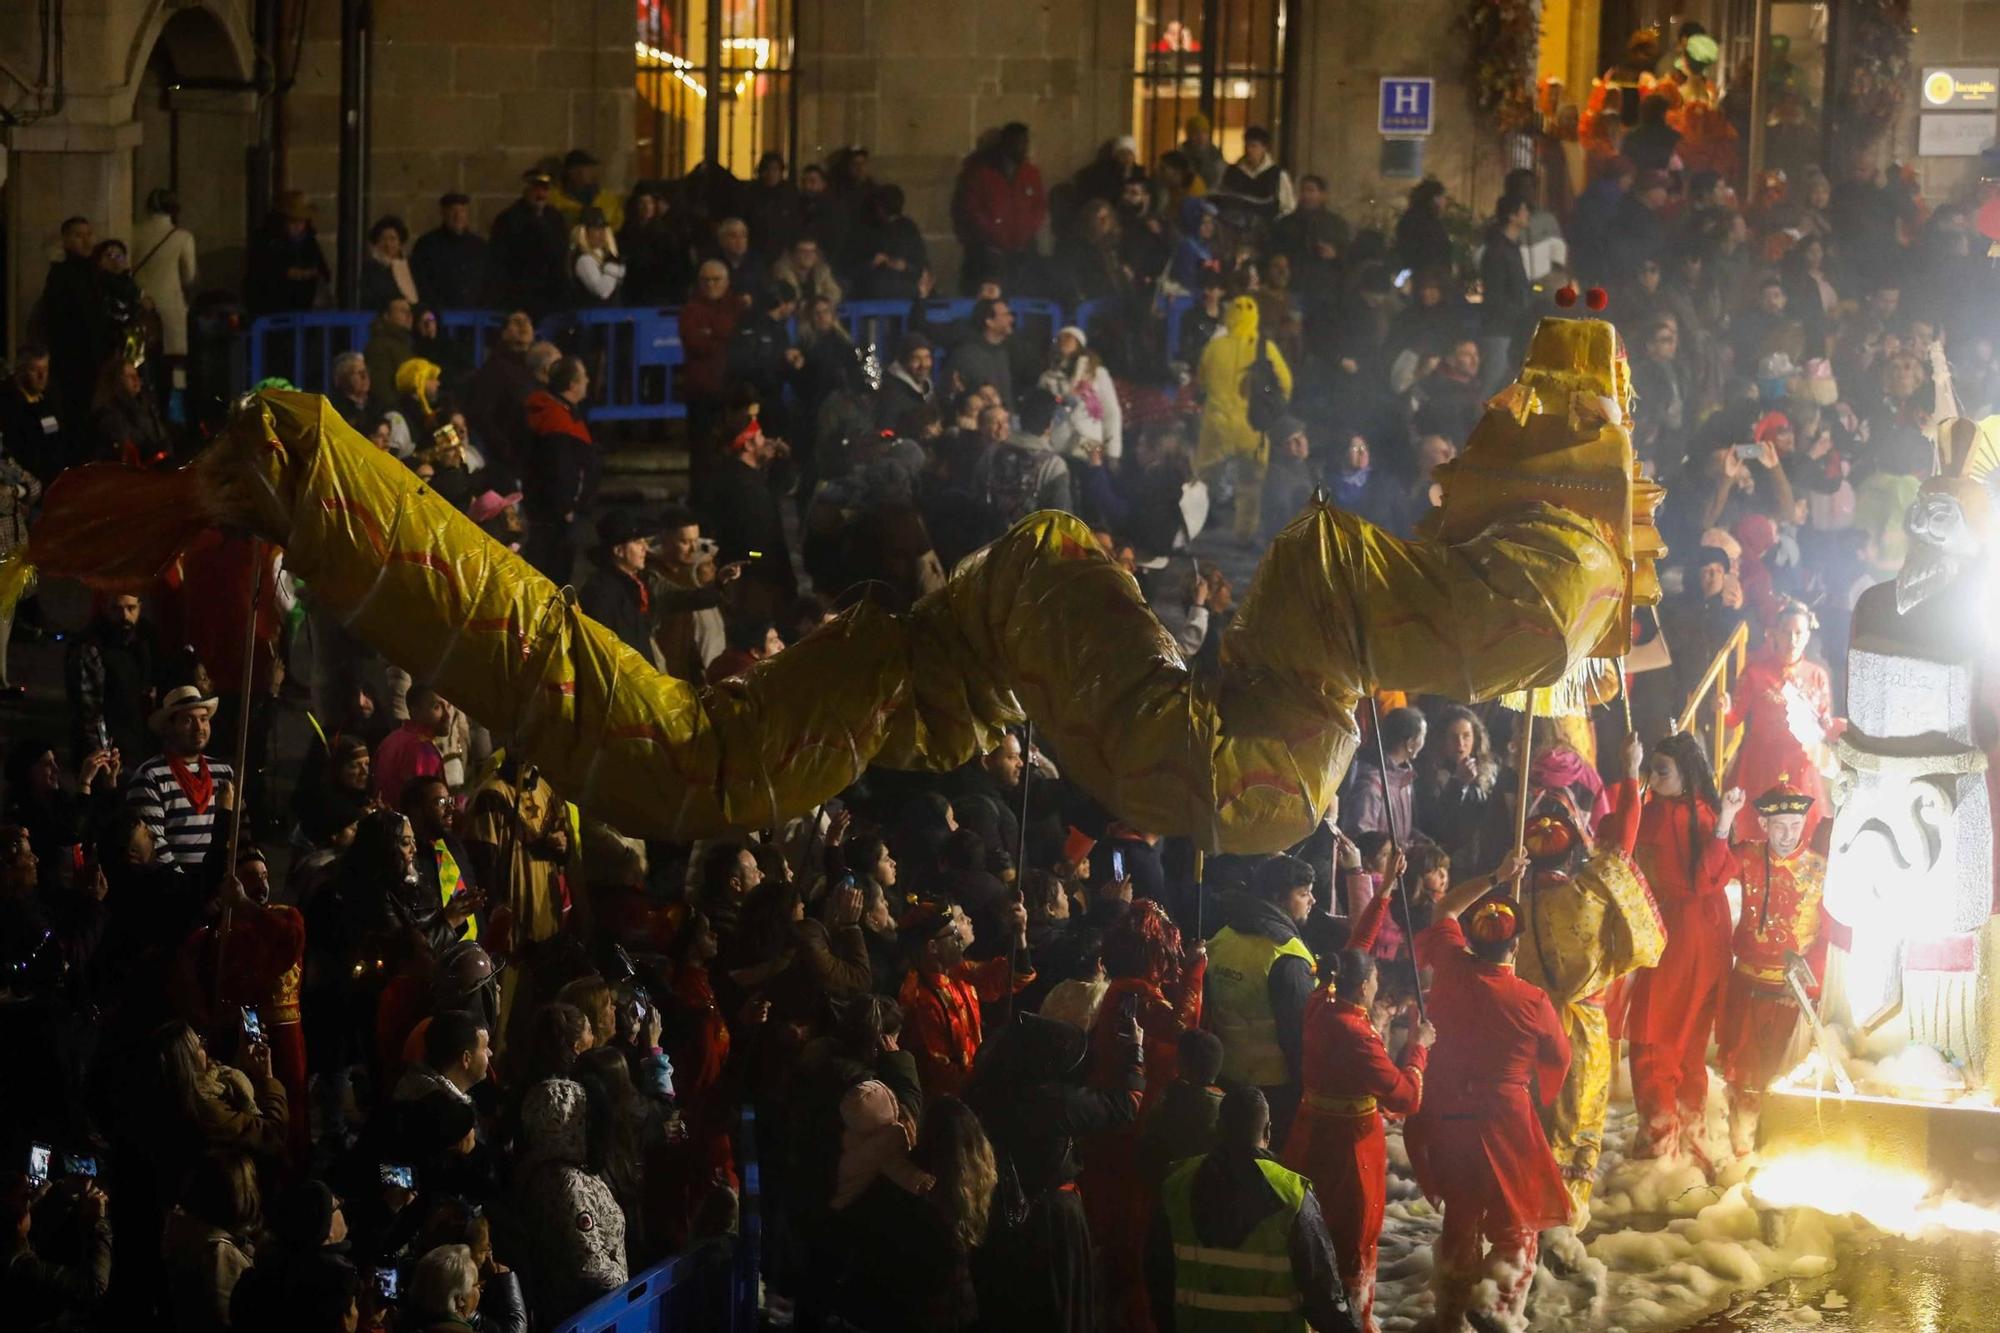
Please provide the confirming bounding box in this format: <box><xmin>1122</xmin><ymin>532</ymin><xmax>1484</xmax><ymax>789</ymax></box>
<box><xmin>126</xmin><ymin>753</ymin><xmax>237</xmax><ymax>867</ymax></box>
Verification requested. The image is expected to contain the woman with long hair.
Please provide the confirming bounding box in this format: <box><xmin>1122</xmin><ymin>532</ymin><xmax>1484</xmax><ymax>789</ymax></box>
<box><xmin>90</xmin><ymin>353</ymin><xmax>171</xmax><ymax>467</ymax></box>
<box><xmin>153</xmin><ymin>1019</ymin><xmax>288</xmax><ymax>1160</ymax></box>
<box><xmin>575</xmin><ymin>1044</ymin><xmax>671</xmax><ymax>1265</ymax></box>
<box><xmin>569</xmin><ymin>208</ymin><xmax>626</xmax><ymax>306</ymax></box>
<box><xmin>1039</xmin><ymin>324</ymin><xmax>1124</xmax><ymax>462</ymax></box>
<box><xmin>1599</xmin><ymin>730</ymin><xmax>1736</xmax><ymax>1159</ymax></box>
<box><xmin>1416</xmin><ymin>705</ymin><xmax>1500</xmax><ymax>873</ymax></box>
<box><xmin>831</xmin><ymin>1094</ymin><xmax>996</xmax><ymax>1332</ymax></box>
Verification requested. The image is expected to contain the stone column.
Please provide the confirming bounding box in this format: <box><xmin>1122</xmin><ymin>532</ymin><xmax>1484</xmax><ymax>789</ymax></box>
<box><xmin>4</xmin><ymin>121</ymin><xmax>143</xmax><ymax>351</ymax></box>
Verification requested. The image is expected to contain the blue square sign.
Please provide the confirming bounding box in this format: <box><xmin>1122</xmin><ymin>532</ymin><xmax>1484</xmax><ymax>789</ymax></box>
<box><xmin>1379</xmin><ymin>77</ymin><xmax>1435</xmax><ymax>136</ymax></box>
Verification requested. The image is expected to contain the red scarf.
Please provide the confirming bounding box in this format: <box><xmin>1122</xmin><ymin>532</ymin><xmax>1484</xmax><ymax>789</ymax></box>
<box><xmin>169</xmin><ymin>754</ymin><xmax>215</xmax><ymax>813</ymax></box>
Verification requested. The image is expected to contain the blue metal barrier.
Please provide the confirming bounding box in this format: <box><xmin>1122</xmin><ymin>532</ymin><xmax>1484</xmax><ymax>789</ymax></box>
<box><xmin>244</xmin><ymin>297</ymin><xmax>1179</xmax><ymax>422</ymax></box>
<box><xmin>552</xmin><ymin>1245</ymin><xmax>755</xmax><ymax>1333</ymax></box>
<box><xmin>246</xmin><ymin>312</ymin><xmax>372</xmax><ymax>390</ymax></box>
<box><xmin>1012</xmin><ymin>296</ymin><xmax>1065</xmax><ymax>349</ymax></box>
<box><xmin>553</xmin><ymin>1106</ymin><xmax>760</xmax><ymax>1333</ymax></box>
<box><xmin>246</xmin><ymin>309</ymin><xmax>506</xmax><ymax>392</ymax></box>
<box><xmin>836</xmin><ymin>299</ymin><xmax>918</xmax><ymax>361</ymax></box>
<box><xmin>538</xmin><ymin>307</ymin><xmax>687</xmax><ymax>422</ymax></box>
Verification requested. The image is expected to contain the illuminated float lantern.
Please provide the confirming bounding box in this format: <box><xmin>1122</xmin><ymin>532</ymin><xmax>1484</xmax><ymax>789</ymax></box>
<box><xmin>1762</xmin><ymin>412</ymin><xmax>2000</xmax><ymax>1193</ymax></box>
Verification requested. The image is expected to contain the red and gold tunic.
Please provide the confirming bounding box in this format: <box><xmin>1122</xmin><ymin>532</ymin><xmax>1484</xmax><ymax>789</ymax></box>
<box><xmin>1283</xmin><ymin>891</ymin><xmax>1427</xmax><ymax>1330</ymax></box>
<box><xmin>1716</xmin><ymin>842</ymin><xmax>1827</xmax><ymax>1090</ymax></box>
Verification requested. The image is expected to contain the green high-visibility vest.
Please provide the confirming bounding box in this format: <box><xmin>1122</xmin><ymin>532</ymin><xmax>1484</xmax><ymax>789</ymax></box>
<box><xmin>1206</xmin><ymin>926</ymin><xmax>1314</xmax><ymax>1088</ymax></box>
<box><xmin>1161</xmin><ymin>1154</ymin><xmax>1309</xmax><ymax>1331</ymax></box>
<box><xmin>435</xmin><ymin>838</ymin><xmax>476</xmax><ymax>942</ymax></box>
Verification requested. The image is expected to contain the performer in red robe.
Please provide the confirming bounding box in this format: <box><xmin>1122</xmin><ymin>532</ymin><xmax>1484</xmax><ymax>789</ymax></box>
<box><xmin>1283</xmin><ymin>883</ymin><xmax>1437</xmax><ymax>1331</ymax></box>
<box><xmin>657</xmin><ymin>910</ymin><xmax>739</xmax><ymax>1251</ymax></box>
<box><xmin>1714</xmin><ymin>778</ymin><xmax>1826</xmax><ymax>1154</ymax></box>
<box><xmin>170</xmin><ymin>847</ymin><xmax>309</xmax><ymax>1168</ymax></box>
<box><xmin>1724</xmin><ymin>602</ymin><xmax>1840</xmax><ymax>842</ymax></box>
<box><xmin>1601</xmin><ymin>732</ymin><xmax>1735</xmax><ymax>1159</ymax></box>
<box><xmin>1407</xmin><ymin>876</ymin><xmax>1571</xmax><ymax>1330</ymax></box>
<box><xmin>1081</xmin><ymin>901</ymin><xmax>1205</xmax><ymax>1333</ymax></box>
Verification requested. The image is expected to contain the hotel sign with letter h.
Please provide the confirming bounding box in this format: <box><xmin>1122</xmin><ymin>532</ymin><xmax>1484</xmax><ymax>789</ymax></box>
<box><xmin>1379</xmin><ymin>77</ymin><xmax>1435</xmax><ymax>137</ymax></box>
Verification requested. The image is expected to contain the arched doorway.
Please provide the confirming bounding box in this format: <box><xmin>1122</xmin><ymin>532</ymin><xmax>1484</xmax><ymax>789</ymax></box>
<box><xmin>132</xmin><ymin>5</ymin><xmax>256</xmax><ymax>284</ymax></box>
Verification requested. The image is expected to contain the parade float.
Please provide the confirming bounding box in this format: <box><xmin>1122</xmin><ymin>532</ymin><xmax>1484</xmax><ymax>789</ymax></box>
<box><xmin>1754</xmin><ymin>413</ymin><xmax>2000</xmax><ymax>1217</ymax></box>
<box><xmin>0</xmin><ymin>316</ymin><xmax>1662</xmax><ymax>859</ymax></box>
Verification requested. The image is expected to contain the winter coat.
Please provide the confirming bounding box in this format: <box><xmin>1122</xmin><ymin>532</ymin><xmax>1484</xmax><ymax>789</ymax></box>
<box><xmin>513</xmin><ymin>1078</ymin><xmax>628</xmax><ymax>1321</ymax></box>
<box><xmin>521</xmin><ymin>391</ymin><xmax>598</xmax><ymax>523</ymax></box>
<box><xmin>131</xmin><ymin>212</ymin><xmax>198</xmax><ymax>356</ymax></box>
<box><xmin>1040</xmin><ymin>356</ymin><xmax>1124</xmax><ymax>459</ymax></box>
<box><xmin>678</xmin><ymin>294</ymin><xmax>742</xmax><ymax>403</ymax></box>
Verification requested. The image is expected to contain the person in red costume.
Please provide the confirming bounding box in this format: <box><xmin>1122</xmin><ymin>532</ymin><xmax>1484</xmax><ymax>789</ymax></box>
<box><xmin>170</xmin><ymin>845</ymin><xmax>309</xmax><ymax>1167</ymax></box>
<box><xmin>1284</xmin><ymin>867</ymin><xmax>1448</xmax><ymax>1331</ymax></box>
<box><xmin>1407</xmin><ymin>869</ymin><xmax>1571</xmax><ymax>1330</ymax></box>
<box><xmin>657</xmin><ymin>910</ymin><xmax>746</xmax><ymax>1250</ymax></box>
<box><xmin>1080</xmin><ymin>900</ymin><xmax>1206</xmax><ymax>1333</ymax></box>
<box><xmin>1600</xmin><ymin>731</ymin><xmax>1736</xmax><ymax>1159</ymax></box>
<box><xmin>1714</xmin><ymin>778</ymin><xmax>1826</xmax><ymax>1154</ymax></box>
<box><xmin>897</xmin><ymin>898</ymin><xmax>1034</xmax><ymax>1102</ymax></box>
<box><xmin>1722</xmin><ymin>600</ymin><xmax>1839</xmax><ymax>841</ymax></box>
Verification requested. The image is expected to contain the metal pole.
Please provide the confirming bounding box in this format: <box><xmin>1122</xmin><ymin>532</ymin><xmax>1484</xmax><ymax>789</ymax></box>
<box><xmin>1002</xmin><ymin>721</ymin><xmax>1032</xmax><ymax>1025</ymax></box>
<box><xmin>1511</xmin><ymin>698</ymin><xmax>1537</xmax><ymax>881</ymax></box>
<box><xmin>703</xmin><ymin>0</ymin><xmax>724</xmax><ymax>167</ymax></box>
<box><xmin>334</xmin><ymin>0</ymin><xmax>371</xmax><ymax>309</ymax></box>
<box><xmin>1745</xmin><ymin>0</ymin><xmax>1773</xmax><ymax>188</ymax></box>
<box><xmin>1365</xmin><ymin>698</ymin><xmax>1426</xmax><ymax>1025</ymax></box>
<box><xmin>213</xmin><ymin>540</ymin><xmax>269</xmax><ymax>1009</ymax></box>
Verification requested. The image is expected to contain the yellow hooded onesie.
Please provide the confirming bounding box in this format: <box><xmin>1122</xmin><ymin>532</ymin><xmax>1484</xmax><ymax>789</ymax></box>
<box><xmin>1195</xmin><ymin>295</ymin><xmax>1292</xmax><ymax>538</ymax></box>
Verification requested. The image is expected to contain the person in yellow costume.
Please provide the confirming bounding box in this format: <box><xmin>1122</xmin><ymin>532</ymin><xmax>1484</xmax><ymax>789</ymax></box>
<box><xmin>1196</xmin><ymin>294</ymin><xmax>1292</xmax><ymax>541</ymax></box>
<box><xmin>0</xmin><ymin>319</ymin><xmax>1660</xmax><ymax>866</ymax></box>
<box><xmin>1505</xmin><ymin>734</ymin><xmax>1665</xmax><ymax>1223</ymax></box>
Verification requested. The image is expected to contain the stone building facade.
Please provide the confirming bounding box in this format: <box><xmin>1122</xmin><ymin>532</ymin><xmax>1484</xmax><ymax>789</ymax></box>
<box><xmin>4</xmin><ymin>0</ymin><xmax>1993</xmax><ymax>349</ymax></box>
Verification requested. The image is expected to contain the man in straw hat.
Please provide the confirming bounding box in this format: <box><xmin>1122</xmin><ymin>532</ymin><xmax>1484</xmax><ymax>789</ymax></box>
<box><xmin>126</xmin><ymin>683</ymin><xmax>235</xmax><ymax>867</ymax></box>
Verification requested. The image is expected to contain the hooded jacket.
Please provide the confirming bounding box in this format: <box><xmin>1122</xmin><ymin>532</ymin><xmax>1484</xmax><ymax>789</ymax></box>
<box><xmin>513</xmin><ymin>1078</ymin><xmax>627</xmax><ymax>1321</ymax></box>
<box><xmin>1194</xmin><ymin>296</ymin><xmax>1292</xmax><ymax>471</ymax></box>
<box><xmin>1204</xmin><ymin>890</ymin><xmax>1314</xmax><ymax>1091</ymax></box>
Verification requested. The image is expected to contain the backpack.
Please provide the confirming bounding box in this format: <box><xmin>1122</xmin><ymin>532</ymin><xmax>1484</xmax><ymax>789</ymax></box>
<box><xmin>1243</xmin><ymin>337</ymin><xmax>1288</xmax><ymax>435</ymax></box>
<box><xmin>983</xmin><ymin>443</ymin><xmax>1044</xmax><ymax>525</ymax></box>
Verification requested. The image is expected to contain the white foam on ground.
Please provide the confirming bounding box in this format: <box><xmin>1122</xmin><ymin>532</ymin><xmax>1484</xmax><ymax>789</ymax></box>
<box><xmin>1374</xmin><ymin>1077</ymin><xmax>1855</xmax><ymax>1331</ymax></box>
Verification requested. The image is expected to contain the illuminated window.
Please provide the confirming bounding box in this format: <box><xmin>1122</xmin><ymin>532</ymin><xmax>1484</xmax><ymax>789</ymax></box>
<box><xmin>1133</xmin><ymin>0</ymin><xmax>1290</xmax><ymax>164</ymax></box>
<box><xmin>635</xmin><ymin>0</ymin><xmax>796</xmax><ymax>179</ymax></box>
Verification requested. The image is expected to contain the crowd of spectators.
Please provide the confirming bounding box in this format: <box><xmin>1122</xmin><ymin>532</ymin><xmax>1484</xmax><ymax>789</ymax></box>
<box><xmin>0</xmin><ymin>47</ymin><xmax>1987</xmax><ymax>1327</ymax></box>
